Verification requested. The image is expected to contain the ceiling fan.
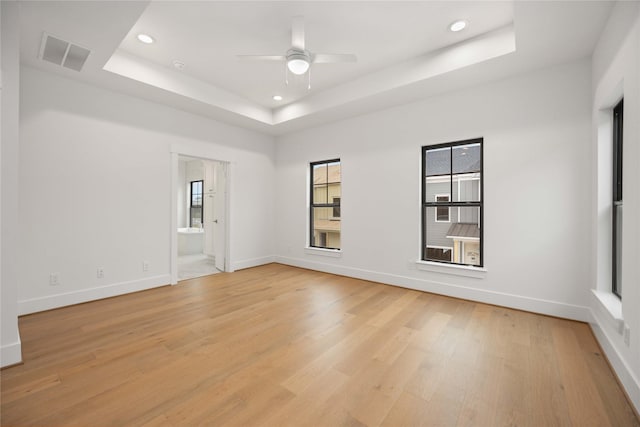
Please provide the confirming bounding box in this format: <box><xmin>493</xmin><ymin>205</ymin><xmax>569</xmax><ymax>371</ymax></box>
<box><xmin>237</xmin><ymin>16</ymin><xmax>357</xmax><ymax>88</ymax></box>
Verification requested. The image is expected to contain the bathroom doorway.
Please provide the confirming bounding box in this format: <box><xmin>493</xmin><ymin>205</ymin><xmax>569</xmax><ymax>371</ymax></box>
<box><xmin>175</xmin><ymin>155</ymin><xmax>228</xmax><ymax>281</ymax></box>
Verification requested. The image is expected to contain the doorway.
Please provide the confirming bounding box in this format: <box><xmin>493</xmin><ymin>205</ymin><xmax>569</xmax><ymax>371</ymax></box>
<box><xmin>173</xmin><ymin>154</ymin><xmax>229</xmax><ymax>282</ymax></box>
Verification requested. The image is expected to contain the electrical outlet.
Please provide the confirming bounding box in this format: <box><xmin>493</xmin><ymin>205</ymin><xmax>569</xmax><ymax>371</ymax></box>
<box><xmin>142</xmin><ymin>261</ymin><xmax>149</xmax><ymax>272</ymax></box>
<box><xmin>97</xmin><ymin>268</ymin><xmax>104</xmax><ymax>279</ymax></box>
<box><xmin>623</xmin><ymin>324</ymin><xmax>631</xmax><ymax>347</ymax></box>
<box><xmin>49</xmin><ymin>273</ymin><xmax>60</xmax><ymax>286</ymax></box>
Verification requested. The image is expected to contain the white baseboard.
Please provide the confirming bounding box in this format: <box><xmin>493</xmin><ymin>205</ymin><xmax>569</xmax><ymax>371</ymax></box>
<box><xmin>1</xmin><ymin>340</ymin><xmax>22</xmax><ymax>368</ymax></box>
<box><xmin>275</xmin><ymin>256</ymin><xmax>593</xmax><ymax>322</ymax></box>
<box><xmin>18</xmin><ymin>275</ymin><xmax>171</xmax><ymax>315</ymax></box>
<box><xmin>231</xmin><ymin>255</ymin><xmax>276</xmax><ymax>272</ymax></box>
<box><xmin>590</xmin><ymin>317</ymin><xmax>640</xmax><ymax>414</ymax></box>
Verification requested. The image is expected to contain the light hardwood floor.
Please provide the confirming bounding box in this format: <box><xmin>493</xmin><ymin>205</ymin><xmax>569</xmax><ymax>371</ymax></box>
<box><xmin>1</xmin><ymin>264</ymin><xmax>638</xmax><ymax>426</ymax></box>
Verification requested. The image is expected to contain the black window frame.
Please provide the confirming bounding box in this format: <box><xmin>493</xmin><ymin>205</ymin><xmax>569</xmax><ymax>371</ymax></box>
<box><xmin>612</xmin><ymin>99</ymin><xmax>623</xmax><ymax>298</ymax></box>
<box><xmin>421</xmin><ymin>138</ymin><xmax>483</xmax><ymax>267</ymax></box>
<box><xmin>190</xmin><ymin>180</ymin><xmax>204</xmax><ymax>228</ymax></box>
<box><xmin>310</xmin><ymin>159</ymin><xmax>341</xmax><ymax>250</ymax></box>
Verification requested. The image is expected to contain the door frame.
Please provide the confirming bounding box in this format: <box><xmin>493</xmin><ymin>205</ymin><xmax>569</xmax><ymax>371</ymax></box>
<box><xmin>170</xmin><ymin>146</ymin><xmax>233</xmax><ymax>285</ymax></box>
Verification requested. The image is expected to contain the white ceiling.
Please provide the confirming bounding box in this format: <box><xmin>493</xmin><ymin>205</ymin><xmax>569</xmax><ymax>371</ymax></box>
<box><xmin>19</xmin><ymin>1</ymin><xmax>614</xmax><ymax>135</ymax></box>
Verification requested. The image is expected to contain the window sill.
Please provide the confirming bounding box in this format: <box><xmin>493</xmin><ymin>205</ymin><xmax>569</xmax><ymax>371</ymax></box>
<box><xmin>591</xmin><ymin>289</ymin><xmax>624</xmax><ymax>333</ymax></box>
<box><xmin>415</xmin><ymin>260</ymin><xmax>486</xmax><ymax>278</ymax></box>
<box><xmin>305</xmin><ymin>247</ymin><xmax>342</xmax><ymax>258</ymax></box>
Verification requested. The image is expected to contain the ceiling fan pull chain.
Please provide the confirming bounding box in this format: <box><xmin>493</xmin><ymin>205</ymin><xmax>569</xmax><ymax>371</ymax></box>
<box><xmin>307</xmin><ymin>67</ymin><xmax>311</xmax><ymax>90</ymax></box>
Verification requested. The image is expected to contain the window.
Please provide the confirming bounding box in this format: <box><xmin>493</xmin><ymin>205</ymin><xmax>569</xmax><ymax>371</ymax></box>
<box><xmin>422</xmin><ymin>139</ymin><xmax>483</xmax><ymax>266</ymax></box>
<box><xmin>612</xmin><ymin>99</ymin><xmax>623</xmax><ymax>298</ymax></box>
<box><xmin>310</xmin><ymin>159</ymin><xmax>341</xmax><ymax>250</ymax></box>
<box><xmin>435</xmin><ymin>195</ymin><xmax>450</xmax><ymax>222</ymax></box>
<box><xmin>190</xmin><ymin>180</ymin><xmax>203</xmax><ymax>227</ymax></box>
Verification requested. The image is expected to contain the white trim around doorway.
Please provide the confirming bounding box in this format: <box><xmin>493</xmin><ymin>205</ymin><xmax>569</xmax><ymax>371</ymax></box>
<box><xmin>170</xmin><ymin>145</ymin><xmax>233</xmax><ymax>285</ymax></box>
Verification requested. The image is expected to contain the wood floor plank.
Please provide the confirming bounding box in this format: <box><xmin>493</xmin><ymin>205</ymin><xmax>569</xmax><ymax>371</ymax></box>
<box><xmin>552</xmin><ymin>325</ymin><xmax>614</xmax><ymax>427</ymax></box>
<box><xmin>1</xmin><ymin>264</ymin><xmax>638</xmax><ymax>426</ymax></box>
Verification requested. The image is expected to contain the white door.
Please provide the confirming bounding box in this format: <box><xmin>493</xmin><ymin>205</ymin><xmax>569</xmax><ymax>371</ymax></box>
<box><xmin>213</xmin><ymin>163</ymin><xmax>227</xmax><ymax>271</ymax></box>
<box><xmin>203</xmin><ymin>192</ymin><xmax>215</xmax><ymax>256</ymax></box>
<box><xmin>203</xmin><ymin>161</ymin><xmax>216</xmax><ymax>257</ymax></box>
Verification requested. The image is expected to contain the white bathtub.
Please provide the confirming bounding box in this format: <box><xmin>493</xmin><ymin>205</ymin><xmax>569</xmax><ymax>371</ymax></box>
<box><xmin>178</xmin><ymin>227</ymin><xmax>204</xmax><ymax>255</ymax></box>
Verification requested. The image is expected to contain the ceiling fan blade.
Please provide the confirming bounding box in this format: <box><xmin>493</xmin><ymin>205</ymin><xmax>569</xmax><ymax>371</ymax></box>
<box><xmin>312</xmin><ymin>53</ymin><xmax>357</xmax><ymax>64</ymax></box>
<box><xmin>237</xmin><ymin>55</ymin><xmax>286</xmax><ymax>62</ymax></box>
<box><xmin>291</xmin><ymin>16</ymin><xmax>305</xmax><ymax>50</ymax></box>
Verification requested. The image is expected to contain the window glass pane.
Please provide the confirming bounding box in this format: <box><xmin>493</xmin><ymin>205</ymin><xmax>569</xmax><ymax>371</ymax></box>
<box><xmin>327</xmin><ymin>162</ymin><xmax>341</xmax><ymax>182</ymax></box>
<box><xmin>312</xmin><ymin>207</ymin><xmax>340</xmax><ymax>249</ymax></box>
<box><xmin>425</xmin><ymin>207</ymin><xmax>454</xmax><ymax>256</ymax></box>
<box><xmin>613</xmin><ymin>100</ymin><xmax>623</xmax><ymax>202</ymax></box>
<box><xmin>328</xmin><ymin>181</ymin><xmax>341</xmax><ymax>201</ymax></box>
<box><xmin>332</xmin><ymin>197</ymin><xmax>341</xmax><ymax>218</ymax></box>
<box><xmin>313</xmin><ymin>184</ymin><xmax>328</xmax><ymax>203</ymax></box>
<box><xmin>312</xmin><ymin>163</ymin><xmax>328</xmax><ymax>203</ymax></box>
<box><xmin>436</xmin><ymin>206</ymin><xmax>449</xmax><ymax>222</ymax></box>
<box><xmin>426</xmin><ymin>247</ymin><xmax>452</xmax><ymax>262</ymax></box>
<box><xmin>425</xmin><ymin>175</ymin><xmax>451</xmax><ymax>205</ymax></box>
<box><xmin>614</xmin><ymin>204</ymin><xmax>622</xmax><ymax>296</ymax></box>
<box><xmin>455</xmin><ymin>205</ymin><xmax>481</xmax><ymax>227</ymax></box>
<box><xmin>425</xmin><ymin>147</ymin><xmax>451</xmax><ymax>176</ymax></box>
<box><xmin>424</xmin><ymin>206</ymin><xmax>480</xmax><ymax>265</ymax></box>
<box><xmin>452</xmin><ymin>144</ymin><xmax>481</xmax><ymax>202</ymax></box>
<box><xmin>191</xmin><ymin>181</ymin><xmax>203</xmax><ymax>206</ymax></box>
<box><xmin>452</xmin><ymin>144</ymin><xmax>481</xmax><ymax>174</ymax></box>
<box><xmin>190</xmin><ymin>207</ymin><xmax>202</xmax><ymax>227</ymax></box>
<box><xmin>435</xmin><ymin>195</ymin><xmax>450</xmax><ymax>222</ymax></box>
<box><xmin>452</xmin><ymin>176</ymin><xmax>480</xmax><ymax>202</ymax></box>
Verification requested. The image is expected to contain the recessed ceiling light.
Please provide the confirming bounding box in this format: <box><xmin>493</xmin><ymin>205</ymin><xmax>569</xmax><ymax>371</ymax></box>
<box><xmin>137</xmin><ymin>33</ymin><xmax>154</xmax><ymax>44</ymax></box>
<box><xmin>273</xmin><ymin>95</ymin><xmax>283</xmax><ymax>101</ymax></box>
<box><xmin>449</xmin><ymin>20</ymin><xmax>467</xmax><ymax>32</ymax></box>
<box><xmin>172</xmin><ymin>60</ymin><xmax>186</xmax><ymax>70</ymax></box>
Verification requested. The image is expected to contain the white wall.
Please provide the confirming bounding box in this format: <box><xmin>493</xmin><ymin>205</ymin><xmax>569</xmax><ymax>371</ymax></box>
<box><xmin>590</xmin><ymin>2</ymin><xmax>640</xmax><ymax>412</ymax></box>
<box><xmin>276</xmin><ymin>59</ymin><xmax>593</xmax><ymax>321</ymax></box>
<box><xmin>18</xmin><ymin>66</ymin><xmax>276</xmax><ymax>314</ymax></box>
<box><xmin>1</xmin><ymin>1</ymin><xmax>23</xmax><ymax>367</ymax></box>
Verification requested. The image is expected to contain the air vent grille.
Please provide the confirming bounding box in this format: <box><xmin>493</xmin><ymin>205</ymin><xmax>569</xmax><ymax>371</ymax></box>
<box><xmin>39</xmin><ymin>33</ymin><xmax>90</xmax><ymax>72</ymax></box>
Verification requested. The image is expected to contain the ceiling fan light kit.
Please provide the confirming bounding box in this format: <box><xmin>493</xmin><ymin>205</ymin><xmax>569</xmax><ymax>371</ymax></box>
<box><xmin>286</xmin><ymin>49</ymin><xmax>310</xmax><ymax>75</ymax></box>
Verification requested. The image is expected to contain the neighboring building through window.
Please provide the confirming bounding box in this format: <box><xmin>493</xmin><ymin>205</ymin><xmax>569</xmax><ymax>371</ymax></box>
<box><xmin>435</xmin><ymin>195</ymin><xmax>450</xmax><ymax>222</ymax></box>
<box><xmin>332</xmin><ymin>197</ymin><xmax>341</xmax><ymax>218</ymax></box>
<box><xmin>310</xmin><ymin>159</ymin><xmax>341</xmax><ymax>249</ymax></box>
<box><xmin>422</xmin><ymin>139</ymin><xmax>483</xmax><ymax>266</ymax></box>
<box><xmin>190</xmin><ymin>180</ymin><xmax>203</xmax><ymax>227</ymax></box>
<box><xmin>612</xmin><ymin>98</ymin><xmax>623</xmax><ymax>298</ymax></box>
<box><xmin>426</xmin><ymin>246</ymin><xmax>453</xmax><ymax>262</ymax></box>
